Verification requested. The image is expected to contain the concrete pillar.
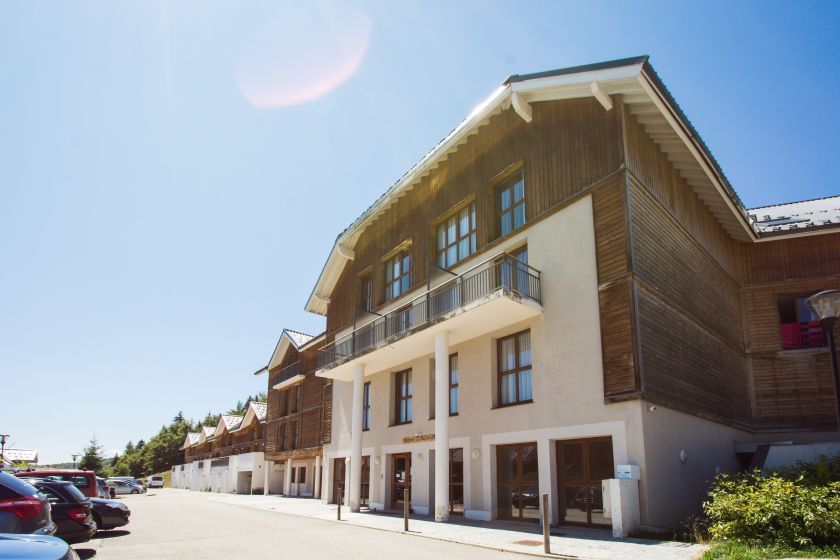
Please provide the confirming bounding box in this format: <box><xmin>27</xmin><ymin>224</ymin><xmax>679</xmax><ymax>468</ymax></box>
<box><xmin>434</xmin><ymin>330</ymin><xmax>450</xmax><ymax>522</ymax></box>
<box><xmin>284</xmin><ymin>458</ymin><xmax>293</xmax><ymax>496</ymax></box>
<box><xmin>263</xmin><ymin>460</ymin><xmax>271</xmax><ymax>496</ymax></box>
<box><xmin>343</xmin><ymin>457</ymin><xmax>350</xmax><ymax>506</ymax></box>
<box><xmin>349</xmin><ymin>362</ymin><xmax>365</xmax><ymax>511</ymax></box>
<box><xmin>314</xmin><ymin>455</ymin><xmax>322</xmax><ymax>499</ymax></box>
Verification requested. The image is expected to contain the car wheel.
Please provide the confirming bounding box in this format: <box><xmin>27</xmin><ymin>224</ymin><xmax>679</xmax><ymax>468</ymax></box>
<box><xmin>131</xmin><ymin>489</ymin><xmax>139</xmax><ymax>494</ymax></box>
<box><xmin>93</xmin><ymin>513</ymin><xmax>103</xmax><ymax>531</ymax></box>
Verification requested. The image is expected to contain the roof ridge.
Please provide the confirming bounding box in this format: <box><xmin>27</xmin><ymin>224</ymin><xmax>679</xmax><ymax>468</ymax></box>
<box><xmin>749</xmin><ymin>194</ymin><xmax>840</xmax><ymax>211</ymax></box>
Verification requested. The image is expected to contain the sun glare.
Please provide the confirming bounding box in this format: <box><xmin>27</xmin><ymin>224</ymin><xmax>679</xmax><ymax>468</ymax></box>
<box><xmin>235</xmin><ymin>2</ymin><xmax>372</xmax><ymax>108</ymax></box>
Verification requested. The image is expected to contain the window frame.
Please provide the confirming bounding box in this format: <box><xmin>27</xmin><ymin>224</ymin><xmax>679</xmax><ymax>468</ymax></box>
<box><xmin>359</xmin><ymin>271</ymin><xmax>373</xmax><ymax>313</ymax></box>
<box><xmin>496</xmin><ymin>329</ymin><xmax>533</xmax><ymax>407</ymax></box>
<box><xmin>384</xmin><ymin>250</ymin><xmax>412</xmax><ymax>302</ymax></box>
<box><xmin>449</xmin><ymin>353</ymin><xmax>459</xmax><ymax>416</ymax></box>
<box><xmin>393</xmin><ymin>369</ymin><xmax>413</xmax><ymax>425</ymax></box>
<box><xmin>495</xmin><ymin>168</ymin><xmax>526</xmax><ymax>238</ymax></box>
<box><xmin>435</xmin><ymin>201</ymin><xmax>477</xmax><ymax>269</ymax></box>
<box><xmin>362</xmin><ymin>381</ymin><xmax>371</xmax><ymax>431</ymax></box>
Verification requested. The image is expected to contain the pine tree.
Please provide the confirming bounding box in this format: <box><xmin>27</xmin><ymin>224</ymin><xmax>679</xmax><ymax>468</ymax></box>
<box><xmin>111</xmin><ymin>453</ymin><xmax>119</xmax><ymax>466</ymax></box>
<box><xmin>78</xmin><ymin>436</ymin><xmax>105</xmax><ymax>473</ymax></box>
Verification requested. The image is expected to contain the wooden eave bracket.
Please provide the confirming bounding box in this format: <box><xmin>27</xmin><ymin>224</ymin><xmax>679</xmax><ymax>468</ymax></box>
<box><xmin>590</xmin><ymin>81</ymin><xmax>613</xmax><ymax>111</ymax></box>
<box><xmin>312</xmin><ymin>293</ymin><xmax>331</xmax><ymax>305</ymax></box>
<box><xmin>511</xmin><ymin>92</ymin><xmax>533</xmax><ymax>123</ymax></box>
<box><xmin>336</xmin><ymin>244</ymin><xmax>355</xmax><ymax>261</ymax></box>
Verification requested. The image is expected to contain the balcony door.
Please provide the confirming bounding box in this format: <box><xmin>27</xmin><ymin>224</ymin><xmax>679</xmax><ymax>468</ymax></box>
<box><xmin>557</xmin><ymin>437</ymin><xmax>614</xmax><ymax>527</ymax></box>
<box><xmin>390</xmin><ymin>453</ymin><xmax>411</xmax><ymax>510</ymax></box>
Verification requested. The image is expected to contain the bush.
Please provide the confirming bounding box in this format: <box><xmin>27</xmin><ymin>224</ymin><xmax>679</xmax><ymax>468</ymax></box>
<box><xmin>703</xmin><ymin>458</ymin><xmax>840</xmax><ymax>548</ymax></box>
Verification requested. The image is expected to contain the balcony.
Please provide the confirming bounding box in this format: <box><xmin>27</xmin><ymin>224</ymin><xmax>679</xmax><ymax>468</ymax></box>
<box><xmin>271</xmin><ymin>361</ymin><xmax>305</xmax><ymax>390</ymax></box>
<box><xmin>317</xmin><ymin>252</ymin><xmax>542</xmax><ymax>380</ymax></box>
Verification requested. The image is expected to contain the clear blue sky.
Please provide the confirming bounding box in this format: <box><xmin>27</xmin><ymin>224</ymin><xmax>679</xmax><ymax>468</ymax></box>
<box><xmin>2</xmin><ymin>1</ymin><xmax>838</xmax><ymax>464</ymax></box>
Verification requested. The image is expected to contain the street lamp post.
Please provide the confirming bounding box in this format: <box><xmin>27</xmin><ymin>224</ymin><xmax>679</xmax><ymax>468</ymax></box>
<box><xmin>0</xmin><ymin>434</ymin><xmax>9</xmax><ymax>469</ymax></box>
<box><xmin>805</xmin><ymin>290</ymin><xmax>840</xmax><ymax>429</ymax></box>
<box><xmin>72</xmin><ymin>454</ymin><xmax>80</xmax><ymax>469</ymax></box>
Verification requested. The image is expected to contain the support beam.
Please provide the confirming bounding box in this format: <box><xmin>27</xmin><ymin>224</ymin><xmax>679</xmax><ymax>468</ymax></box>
<box><xmin>590</xmin><ymin>81</ymin><xmax>614</xmax><ymax>111</ymax></box>
<box><xmin>263</xmin><ymin>460</ymin><xmax>270</xmax><ymax>495</ymax></box>
<box><xmin>314</xmin><ymin>455</ymin><xmax>322</xmax><ymax>500</ymax></box>
<box><xmin>284</xmin><ymin>458</ymin><xmax>293</xmax><ymax>496</ymax></box>
<box><xmin>434</xmin><ymin>331</ymin><xmax>450</xmax><ymax>522</ymax></box>
<box><xmin>511</xmin><ymin>92</ymin><xmax>533</xmax><ymax>123</ymax></box>
<box><xmin>349</xmin><ymin>363</ymin><xmax>365</xmax><ymax>511</ymax></box>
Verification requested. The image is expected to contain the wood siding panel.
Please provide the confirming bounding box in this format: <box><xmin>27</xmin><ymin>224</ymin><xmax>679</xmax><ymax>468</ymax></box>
<box><xmin>599</xmin><ymin>275</ymin><xmax>639</xmax><ymax>396</ymax></box>
<box><xmin>327</xmin><ymin>98</ymin><xmax>623</xmax><ymax>334</ymax></box>
<box><xmin>593</xmin><ymin>177</ymin><xmax>629</xmax><ymax>283</ymax></box>
<box><xmin>629</xmin><ymin>180</ymin><xmax>744</xmax><ymax>348</ymax></box>
<box><xmin>636</xmin><ymin>284</ymin><xmax>751</xmax><ymax>427</ymax></box>
<box><xmin>740</xmin><ymin>233</ymin><xmax>840</xmax><ymax>285</ymax></box>
<box><xmin>751</xmin><ymin>351</ymin><xmax>838</xmax><ymax>430</ymax></box>
<box><xmin>624</xmin><ymin>108</ymin><xmax>739</xmax><ymax>278</ymax></box>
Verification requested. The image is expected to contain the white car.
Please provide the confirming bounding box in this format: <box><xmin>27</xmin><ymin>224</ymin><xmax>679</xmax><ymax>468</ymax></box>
<box><xmin>146</xmin><ymin>475</ymin><xmax>164</xmax><ymax>488</ymax></box>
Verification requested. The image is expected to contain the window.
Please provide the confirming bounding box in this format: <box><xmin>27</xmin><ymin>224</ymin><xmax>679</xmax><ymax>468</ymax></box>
<box><xmin>279</xmin><ymin>423</ymin><xmax>289</xmax><ymax>450</ymax></box>
<box><xmin>394</xmin><ymin>369</ymin><xmax>413</xmax><ymax>424</ymax></box>
<box><xmin>359</xmin><ymin>273</ymin><xmax>373</xmax><ymax>312</ymax></box>
<box><xmin>362</xmin><ymin>382</ymin><xmax>371</xmax><ymax>431</ymax></box>
<box><xmin>296</xmin><ymin>466</ymin><xmax>306</xmax><ymax>484</ymax></box>
<box><xmin>291</xmin><ymin>420</ymin><xmax>300</xmax><ymax>449</ymax></box>
<box><xmin>449</xmin><ymin>448</ymin><xmax>464</xmax><ymax>515</ymax></box>
<box><xmin>497</xmin><ymin>169</ymin><xmax>525</xmax><ymax>237</ymax></box>
<box><xmin>289</xmin><ymin>384</ymin><xmax>302</xmax><ymax>414</ymax></box>
<box><xmin>437</xmin><ymin>202</ymin><xmax>476</xmax><ymax>268</ymax></box>
<box><xmin>449</xmin><ymin>354</ymin><xmax>459</xmax><ymax>416</ymax></box>
<box><xmin>385</xmin><ymin>251</ymin><xmax>411</xmax><ymax>301</ymax></box>
<box><xmin>497</xmin><ymin>330</ymin><xmax>533</xmax><ymax>406</ymax></box>
<box><xmin>778</xmin><ymin>295</ymin><xmax>827</xmax><ymax>350</ymax></box>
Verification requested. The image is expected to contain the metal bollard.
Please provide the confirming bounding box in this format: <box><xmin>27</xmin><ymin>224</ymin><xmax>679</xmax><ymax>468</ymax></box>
<box><xmin>337</xmin><ymin>485</ymin><xmax>342</xmax><ymax>520</ymax></box>
<box><xmin>541</xmin><ymin>493</ymin><xmax>550</xmax><ymax>554</ymax></box>
<box><xmin>403</xmin><ymin>488</ymin><xmax>410</xmax><ymax>532</ymax></box>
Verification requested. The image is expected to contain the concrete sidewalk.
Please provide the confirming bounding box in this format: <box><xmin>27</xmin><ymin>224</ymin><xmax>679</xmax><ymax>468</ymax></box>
<box><xmin>201</xmin><ymin>492</ymin><xmax>706</xmax><ymax>560</ymax></box>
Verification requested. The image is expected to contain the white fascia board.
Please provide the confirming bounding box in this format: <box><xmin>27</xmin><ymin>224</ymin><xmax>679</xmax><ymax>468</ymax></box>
<box><xmin>508</xmin><ymin>62</ymin><xmax>644</xmax><ymax>94</ymax></box>
<box><xmin>273</xmin><ymin>374</ymin><xmax>305</xmax><ymax>390</ymax></box>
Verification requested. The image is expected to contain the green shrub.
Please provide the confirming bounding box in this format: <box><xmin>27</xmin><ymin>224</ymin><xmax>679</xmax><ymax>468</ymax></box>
<box><xmin>704</xmin><ymin>464</ymin><xmax>840</xmax><ymax>547</ymax></box>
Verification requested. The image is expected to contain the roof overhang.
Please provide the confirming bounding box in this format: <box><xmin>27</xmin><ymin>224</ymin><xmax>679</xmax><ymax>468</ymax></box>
<box><xmin>304</xmin><ymin>56</ymin><xmax>790</xmax><ymax>316</ymax></box>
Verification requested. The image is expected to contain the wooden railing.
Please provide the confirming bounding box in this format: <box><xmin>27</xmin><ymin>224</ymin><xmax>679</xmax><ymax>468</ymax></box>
<box><xmin>190</xmin><ymin>440</ymin><xmax>265</xmax><ymax>461</ymax></box>
<box><xmin>317</xmin><ymin>252</ymin><xmax>541</xmax><ymax>370</ymax></box>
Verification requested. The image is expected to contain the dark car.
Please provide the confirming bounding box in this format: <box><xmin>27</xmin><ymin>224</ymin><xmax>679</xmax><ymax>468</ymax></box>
<box><xmin>89</xmin><ymin>498</ymin><xmax>130</xmax><ymax>530</ymax></box>
<box><xmin>21</xmin><ymin>479</ymin><xmax>96</xmax><ymax>544</ymax></box>
<box><xmin>0</xmin><ymin>472</ymin><xmax>56</xmax><ymax>536</ymax></box>
<box><xmin>0</xmin><ymin>534</ymin><xmax>79</xmax><ymax>559</ymax></box>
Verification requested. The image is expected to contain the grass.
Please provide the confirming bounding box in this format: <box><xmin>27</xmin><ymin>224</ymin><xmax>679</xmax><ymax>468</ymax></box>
<box><xmin>703</xmin><ymin>541</ymin><xmax>840</xmax><ymax>560</ymax></box>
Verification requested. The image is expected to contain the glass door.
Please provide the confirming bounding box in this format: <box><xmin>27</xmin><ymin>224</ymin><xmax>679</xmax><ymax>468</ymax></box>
<box><xmin>391</xmin><ymin>453</ymin><xmax>411</xmax><ymax>509</ymax></box>
<box><xmin>450</xmin><ymin>448</ymin><xmax>464</xmax><ymax>515</ymax></box>
<box><xmin>361</xmin><ymin>455</ymin><xmax>370</xmax><ymax>507</ymax></box>
<box><xmin>496</xmin><ymin>442</ymin><xmax>540</xmax><ymax>521</ymax></box>
<box><xmin>332</xmin><ymin>458</ymin><xmax>346</xmax><ymax>504</ymax></box>
<box><xmin>557</xmin><ymin>437</ymin><xmax>614</xmax><ymax>527</ymax></box>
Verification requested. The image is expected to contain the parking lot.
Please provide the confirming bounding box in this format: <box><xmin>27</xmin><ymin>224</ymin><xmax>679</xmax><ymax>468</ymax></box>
<box><xmin>71</xmin><ymin>489</ymin><xmax>532</xmax><ymax>560</ymax></box>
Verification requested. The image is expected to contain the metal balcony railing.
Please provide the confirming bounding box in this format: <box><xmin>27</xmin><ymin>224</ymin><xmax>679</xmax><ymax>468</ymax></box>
<box><xmin>270</xmin><ymin>361</ymin><xmax>303</xmax><ymax>388</ymax></box>
<box><xmin>317</xmin><ymin>252</ymin><xmax>541</xmax><ymax>370</ymax></box>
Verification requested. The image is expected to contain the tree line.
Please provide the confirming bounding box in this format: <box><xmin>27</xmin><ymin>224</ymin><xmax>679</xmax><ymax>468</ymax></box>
<box><xmin>74</xmin><ymin>392</ymin><xmax>266</xmax><ymax>478</ymax></box>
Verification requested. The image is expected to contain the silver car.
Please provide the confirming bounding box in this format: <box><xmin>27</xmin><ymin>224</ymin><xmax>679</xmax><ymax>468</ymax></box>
<box><xmin>106</xmin><ymin>479</ymin><xmax>145</xmax><ymax>495</ymax></box>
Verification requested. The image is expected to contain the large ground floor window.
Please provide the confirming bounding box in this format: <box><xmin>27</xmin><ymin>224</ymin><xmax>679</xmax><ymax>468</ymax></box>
<box><xmin>557</xmin><ymin>437</ymin><xmax>614</xmax><ymax>527</ymax></box>
<box><xmin>496</xmin><ymin>442</ymin><xmax>539</xmax><ymax>521</ymax></box>
<box><xmin>450</xmin><ymin>448</ymin><xmax>464</xmax><ymax>515</ymax></box>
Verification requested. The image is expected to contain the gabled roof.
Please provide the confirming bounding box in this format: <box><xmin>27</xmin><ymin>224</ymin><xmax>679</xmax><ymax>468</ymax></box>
<box><xmin>197</xmin><ymin>425</ymin><xmax>216</xmax><ymax>445</ymax></box>
<box><xmin>749</xmin><ymin>195</ymin><xmax>840</xmax><ymax>236</ymax></box>
<box><xmin>264</xmin><ymin>328</ymin><xmax>323</xmax><ymax>372</ymax></box>
<box><xmin>181</xmin><ymin>432</ymin><xmax>201</xmax><ymax>450</ymax></box>
<box><xmin>215</xmin><ymin>414</ymin><xmax>244</xmax><ymax>437</ymax></box>
<box><xmin>234</xmin><ymin>401</ymin><xmax>267</xmax><ymax>431</ymax></box>
<box><xmin>303</xmin><ymin>56</ymin><xmax>833</xmax><ymax>315</ymax></box>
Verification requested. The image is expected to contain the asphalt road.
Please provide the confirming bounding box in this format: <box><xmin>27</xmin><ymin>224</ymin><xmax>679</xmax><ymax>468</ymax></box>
<box><xmin>72</xmin><ymin>490</ymin><xmax>530</xmax><ymax>560</ymax></box>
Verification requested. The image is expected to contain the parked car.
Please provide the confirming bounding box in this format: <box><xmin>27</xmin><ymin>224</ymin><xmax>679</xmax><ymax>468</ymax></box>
<box><xmin>146</xmin><ymin>475</ymin><xmax>164</xmax><ymax>489</ymax></box>
<box><xmin>96</xmin><ymin>477</ymin><xmax>110</xmax><ymax>499</ymax></box>
<box><xmin>14</xmin><ymin>470</ymin><xmax>98</xmax><ymax>499</ymax></box>
<box><xmin>20</xmin><ymin>479</ymin><xmax>96</xmax><ymax>544</ymax></box>
<box><xmin>106</xmin><ymin>480</ymin><xmax>145</xmax><ymax>495</ymax></box>
<box><xmin>89</xmin><ymin>498</ymin><xmax>130</xmax><ymax>530</ymax></box>
<box><xmin>0</xmin><ymin>472</ymin><xmax>56</xmax><ymax>536</ymax></box>
<box><xmin>106</xmin><ymin>477</ymin><xmax>136</xmax><ymax>484</ymax></box>
<box><xmin>0</xmin><ymin>534</ymin><xmax>78</xmax><ymax>560</ymax></box>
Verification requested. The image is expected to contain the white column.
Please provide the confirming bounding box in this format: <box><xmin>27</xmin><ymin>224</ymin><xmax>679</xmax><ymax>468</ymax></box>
<box><xmin>349</xmin><ymin>362</ymin><xmax>365</xmax><ymax>511</ymax></box>
<box><xmin>263</xmin><ymin>460</ymin><xmax>271</xmax><ymax>495</ymax></box>
<box><xmin>314</xmin><ymin>455</ymin><xmax>322</xmax><ymax>499</ymax></box>
<box><xmin>284</xmin><ymin>458</ymin><xmax>293</xmax><ymax>496</ymax></box>
<box><xmin>434</xmin><ymin>330</ymin><xmax>450</xmax><ymax>522</ymax></box>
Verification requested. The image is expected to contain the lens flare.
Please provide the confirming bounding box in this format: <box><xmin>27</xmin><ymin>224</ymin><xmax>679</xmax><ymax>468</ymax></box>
<box><xmin>236</xmin><ymin>2</ymin><xmax>371</xmax><ymax>108</ymax></box>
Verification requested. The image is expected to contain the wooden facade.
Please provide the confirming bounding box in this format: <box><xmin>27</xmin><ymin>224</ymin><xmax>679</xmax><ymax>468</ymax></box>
<box><xmin>264</xmin><ymin>341</ymin><xmax>332</xmax><ymax>461</ymax></box>
<box><xmin>319</xmin><ymin>90</ymin><xmax>840</xmax><ymax>434</ymax></box>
